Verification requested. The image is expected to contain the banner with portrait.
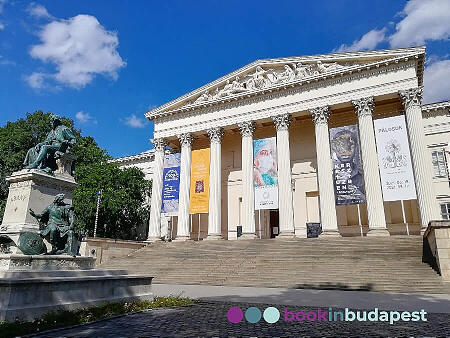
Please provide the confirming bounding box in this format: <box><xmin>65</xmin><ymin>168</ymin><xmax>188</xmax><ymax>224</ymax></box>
<box><xmin>374</xmin><ymin>115</ymin><xmax>417</xmax><ymax>201</ymax></box>
<box><xmin>161</xmin><ymin>153</ymin><xmax>181</xmax><ymax>215</ymax></box>
<box><xmin>189</xmin><ymin>148</ymin><xmax>210</xmax><ymax>214</ymax></box>
<box><xmin>253</xmin><ymin>137</ymin><xmax>279</xmax><ymax>210</ymax></box>
<box><xmin>330</xmin><ymin>124</ymin><xmax>366</xmax><ymax>205</ymax></box>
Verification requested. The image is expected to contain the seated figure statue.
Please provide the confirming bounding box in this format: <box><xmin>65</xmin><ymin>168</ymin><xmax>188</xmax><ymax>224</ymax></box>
<box><xmin>23</xmin><ymin>114</ymin><xmax>76</xmax><ymax>173</ymax></box>
<box><xmin>29</xmin><ymin>194</ymin><xmax>76</xmax><ymax>255</ymax></box>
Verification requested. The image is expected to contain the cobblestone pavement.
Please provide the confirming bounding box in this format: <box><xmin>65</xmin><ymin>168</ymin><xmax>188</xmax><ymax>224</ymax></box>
<box><xmin>33</xmin><ymin>301</ymin><xmax>450</xmax><ymax>337</ymax></box>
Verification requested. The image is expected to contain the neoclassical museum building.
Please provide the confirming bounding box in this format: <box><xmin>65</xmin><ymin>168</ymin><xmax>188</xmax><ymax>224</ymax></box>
<box><xmin>115</xmin><ymin>46</ymin><xmax>450</xmax><ymax>241</ymax></box>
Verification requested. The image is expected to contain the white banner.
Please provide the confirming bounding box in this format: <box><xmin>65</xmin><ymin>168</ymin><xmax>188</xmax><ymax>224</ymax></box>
<box><xmin>253</xmin><ymin>137</ymin><xmax>279</xmax><ymax>210</ymax></box>
<box><xmin>374</xmin><ymin>115</ymin><xmax>417</xmax><ymax>201</ymax></box>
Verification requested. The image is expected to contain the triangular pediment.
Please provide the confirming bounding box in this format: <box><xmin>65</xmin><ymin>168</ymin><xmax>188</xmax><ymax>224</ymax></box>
<box><xmin>146</xmin><ymin>47</ymin><xmax>425</xmax><ymax>120</ymax></box>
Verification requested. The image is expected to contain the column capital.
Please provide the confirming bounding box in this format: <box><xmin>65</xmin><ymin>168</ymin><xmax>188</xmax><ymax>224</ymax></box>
<box><xmin>238</xmin><ymin>121</ymin><xmax>256</xmax><ymax>137</ymax></box>
<box><xmin>177</xmin><ymin>133</ymin><xmax>195</xmax><ymax>148</ymax></box>
<box><xmin>399</xmin><ymin>87</ymin><xmax>423</xmax><ymax>110</ymax></box>
<box><xmin>310</xmin><ymin>106</ymin><xmax>331</xmax><ymax>125</ymax></box>
<box><xmin>150</xmin><ymin>138</ymin><xmax>167</xmax><ymax>152</ymax></box>
<box><xmin>352</xmin><ymin>96</ymin><xmax>374</xmax><ymax>118</ymax></box>
<box><xmin>207</xmin><ymin>127</ymin><xmax>224</xmax><ymax>144</ymax></box>
<box><xmin>272</xmin><ymin>113</ymin><xmax>292</xmax><ymax>131</ymax></box>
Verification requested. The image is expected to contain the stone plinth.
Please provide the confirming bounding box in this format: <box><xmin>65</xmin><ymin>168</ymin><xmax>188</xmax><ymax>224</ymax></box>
<box><xmin>0</xmin><ymin>268</ymin><xmax>153</xmax><ymax>322</ymax></box>
<box><xmin>424</xmin><ymin>221</ymin><xmax>450</xmax><ymax>282</ymax></box>
<box><xmin>0</xmin><ymin>168</ymin><xmax>78</xmax><ymax>237</ymax></box>
<box><xmin>0</xmin><ymin>255</ymin><xmax>96</xmax><ymax>271</ymax></box>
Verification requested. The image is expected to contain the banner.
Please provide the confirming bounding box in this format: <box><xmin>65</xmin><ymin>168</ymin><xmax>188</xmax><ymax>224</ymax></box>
<box><xmin>189</xmin><ymin>148</ymin><xmax>210</xmax><ymax>214</ymax></box>
<box><xmin>161</xmin><ymin>153</ymin><xmax>181</xmax><ymax>215</ymax></box>
<box><xmin>330</xmin><ymin>124</ymin><xmax>366</xmax><ymax>205</ymax></box>
<box><xmin>374</xmin><ymin>115</ymin><xmax>417</xmax><ymax>201</ymax></box>
<box><xmin>254</xmin><ymin>137</ymin><xmax>279</xmax><ymax>210</ymax></box>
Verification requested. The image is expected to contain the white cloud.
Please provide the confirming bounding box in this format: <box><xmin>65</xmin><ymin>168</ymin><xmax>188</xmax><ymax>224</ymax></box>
<box><xmin>27</xmin><ymin>3</ymin><xmax>53</xmax><ymax>19</ymax></box>
<box><xmin>24</xmin><ymin>72</ymin><xmax>46</xmax><ymax>88</ymax></box>
<box><xmin>390</xmin><ymin>0</ymin><xmax>450</xmax><ymax>47</ymax></box>
<box><xmin>0</xmin><ymin>0</ymin><xmax>6</xmax><ymax>14</ymax></box>
<box><xmin>27</xmin><ymin>14</ymin><xmax>126</xmax><ymax>88</ymax></box>
<box><xmin>0</xmin><ymin>55</ymin><xmax>15</xmax><ymax>65</ymax></box>
<box><xmin>75</xmin><ymin>111</ymin><xmax>96</xmax><ymax>124</ymax></box>
<box><xmin>123</xmin><ymin>114</ymin><xmax>147</xmax><ymax>128</ymax></box>
<box><xmin>0</xmin><ymin>23</ymin><xmax>4</xmax><ymax>30</ymax></box>
<box><xmin>423</xmin><ymin>57</ymin><xmax>450</xmax><ymax>103</ymax></box>
<box><xmin>334</xmin><ymin>29</ymin><xmax>387</xmax><ymax>53</ymax></box>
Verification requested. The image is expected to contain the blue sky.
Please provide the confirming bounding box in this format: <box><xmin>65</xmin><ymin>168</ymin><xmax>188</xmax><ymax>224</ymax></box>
<box><xmin>0</xmin><ymin>0</ymin><xmax>449</xmax><ymax>158</ymax></box>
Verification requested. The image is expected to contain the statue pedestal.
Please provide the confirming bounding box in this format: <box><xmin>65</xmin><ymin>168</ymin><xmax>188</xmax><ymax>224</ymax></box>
<box><xmin>0</xmin><ymin>164</ymin><xmax>78</xmax><ymax>247</ymax></box>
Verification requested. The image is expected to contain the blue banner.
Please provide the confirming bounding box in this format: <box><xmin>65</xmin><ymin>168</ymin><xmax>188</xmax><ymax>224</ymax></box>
<box><xmin>161</xmin><ymin>153</ymin><xmax>181</xmax><ymax>214</ymax></box>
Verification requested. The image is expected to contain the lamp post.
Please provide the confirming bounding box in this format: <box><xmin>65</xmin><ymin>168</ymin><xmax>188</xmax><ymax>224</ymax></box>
<box><xmin>94</xmin><ymin>191</ymin><xmax>101</xmax><ymax>238</ymax></box>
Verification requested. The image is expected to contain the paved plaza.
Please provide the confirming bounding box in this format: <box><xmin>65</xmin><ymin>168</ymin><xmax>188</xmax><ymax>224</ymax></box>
<box><xmin>33</xmin><ymin>285</ymin><xmax>450</xmax><ymax>337</ymax></box>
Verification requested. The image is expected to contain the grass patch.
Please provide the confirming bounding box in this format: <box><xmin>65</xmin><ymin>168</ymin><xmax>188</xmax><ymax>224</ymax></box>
<box><xmin>0</xmin><ymin>296</ymin><xmax>196</xmax><ymax>338</ymax></box>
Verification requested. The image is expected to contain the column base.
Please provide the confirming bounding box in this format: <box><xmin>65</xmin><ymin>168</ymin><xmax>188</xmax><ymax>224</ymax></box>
<box><xmin>295</xmin><ymin>228</ymin><xmax>307</xmax><ymax>238</ymax></box>
<box><xmin>144</xmin><ymin>237</ymin><xmax>162</xmax><ymax>243</ymax></box>
<box><xmin>239</xmin><ymin>233</ymin><xmax>257</xmax><ymax>239</ymax></box>
<box><xmin>276</xmin><ymin>232</ymin><xmax>296</xmax><ymax>239</ymax></box>
<box><xmin>173</xmin><ymin>236</ymin><xmax>190</xmax><ymax>242</ymax></box>
<box><xmin>367</xmin><ymin>228</ymin><xmax>390</xmax><ymax>237</ymax></box>
<box><xmin>204</xmin><ymin>234</ymin><xmax>223</xmax><ymax>240</ymax></box>
<box><xmin>319</xmin><ymin>230</ymin><xmax>341</xmax><ymax>238</ymax></box>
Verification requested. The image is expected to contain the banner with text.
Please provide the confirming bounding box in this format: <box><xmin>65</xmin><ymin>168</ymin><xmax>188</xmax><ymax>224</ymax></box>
<box><xmin>254</xmin><ymin>137</ymin><xmax>279</xmax><ymax>210</ymax></box>
<box><xmin>161</xmin><ymin>153</ymin><xmax>181</xmax><ymax>215</ymax></box>
<box><xmin>330</xmin><ymin>124</ymin><xmax>366</xmax><ymax>205</ymax></box>
<box><xmin>189</xmin><ymin>148</ymin><xmax>210</xmax><ymax>214</ymax></box>
<box><xmin>374</xmin><ymin>115</ymin><xmax>417</xmax><ymax>201</ymax></box>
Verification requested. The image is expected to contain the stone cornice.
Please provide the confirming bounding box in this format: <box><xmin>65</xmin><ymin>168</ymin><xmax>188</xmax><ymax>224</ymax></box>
<box><xmin>422</xmin><ymin>100</ymin><xmax>450</xmax><ymax>115</ymax></box>
<box><xmin>146</xmin><ymin>47</ymin><xmax>425</xmax><ymax>120</ymax></box>
<box><xmin>153</xmin><ymin>76</ymin><xmax>417</xmax><ymax>139</ymax></box>
<box><xmin>110</xmin><ymin>150</ymin><xmax>155</xmax><ymax>164</ymax></box>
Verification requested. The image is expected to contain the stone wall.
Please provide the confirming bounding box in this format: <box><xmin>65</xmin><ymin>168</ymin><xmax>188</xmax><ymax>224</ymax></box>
<box><xmin>80</xmin><ymin>237</ymin><xmax>147</xmax><ymax>266</ymax></box>
<box><xmin>424</xmin><ymin>221</ymin><xmax>450</xmax><ymax>282</ymax></box>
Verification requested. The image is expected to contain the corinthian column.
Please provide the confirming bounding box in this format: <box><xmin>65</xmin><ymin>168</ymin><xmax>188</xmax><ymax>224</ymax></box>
<box><xmin>353</xmin><ymin>97</ymin><xmax>389</xmax><ymax>236</ymax></box>
<box><xmin>147</xmin><ymin>138</ymin><xmax>167</xmax><ymax>242</ymax></box>
<box><xmin>310</xmin><ymin>107</ymin><xmax>340</xmax><ymax>236</ymax></box>
<box><xmin>175</xmin><ymin>133</ymin><xmax>194</xmax><ymax>241</ymax></box>
<box><xmin>238</xmin><ymin>121</ymin><xmax>257</xmax><ymax>239</ymax></box>
<box><xmin>206</xmin><ymin>127</ymin><xmax>224</xmax><ymax>240</ymax></box>
<box><xmin>399</xmin><ymin>87</ymin><xmax>440</xmax><ymax>231</ymax></box>
<box><xmin>272</xmin><ymin>114</ymin><xmax>295</xmax><ymax>237</ymax></box>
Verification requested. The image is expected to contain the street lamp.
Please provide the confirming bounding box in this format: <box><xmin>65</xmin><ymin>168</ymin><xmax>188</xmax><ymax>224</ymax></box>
<box><xmin>94</xmin><ymin>191</ymin><xmax>101</xmax><ymax>238</ymax></box>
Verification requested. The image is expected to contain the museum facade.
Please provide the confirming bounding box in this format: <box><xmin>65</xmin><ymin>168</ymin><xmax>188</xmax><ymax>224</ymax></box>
<box><xmin>139</xmin><ymin>46</ymin><xmax>449</xmax><ymax>241</ymax></box>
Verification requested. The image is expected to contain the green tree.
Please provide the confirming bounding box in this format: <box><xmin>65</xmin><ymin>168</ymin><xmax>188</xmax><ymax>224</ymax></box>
<box><xmin>73</xmin><ymin>163</ymin><xmax>151</xmax><ymax>240</ymax></box>
<box><xmin>0</xmin><ymin>111</ymin><xmax>151</xmax><ymax>240</ymax></box>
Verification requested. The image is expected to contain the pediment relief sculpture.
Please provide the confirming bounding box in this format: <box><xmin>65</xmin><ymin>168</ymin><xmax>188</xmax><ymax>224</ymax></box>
<box><xmin>192</xmin><ymin>60</ymin><xmax>358</xmax><ymax>106</ymax></box>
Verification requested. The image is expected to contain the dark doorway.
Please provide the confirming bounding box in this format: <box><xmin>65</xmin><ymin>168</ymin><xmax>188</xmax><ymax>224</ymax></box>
<box><xmin>269</xmin><ymin>210</ymin><xmax>279</xmax><ymax>238</ymax></box>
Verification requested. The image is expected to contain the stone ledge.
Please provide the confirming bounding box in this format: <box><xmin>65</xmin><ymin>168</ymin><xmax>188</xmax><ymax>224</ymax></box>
<box><xmin>423</xmin><ymin>220</ymin><xmax>450</xmax><ymax>282</ymax></box>
<box><xmin>0</xmin><ymin>254</ymin><xmax>96</xmax><ymax>271</ymax></box>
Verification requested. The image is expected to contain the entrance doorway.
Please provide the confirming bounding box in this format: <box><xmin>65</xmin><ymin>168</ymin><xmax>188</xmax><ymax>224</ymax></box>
<box><xmin>269</xmin><ymin>210</ymin><xmax>279</xmax><ymax>238</ymax></box>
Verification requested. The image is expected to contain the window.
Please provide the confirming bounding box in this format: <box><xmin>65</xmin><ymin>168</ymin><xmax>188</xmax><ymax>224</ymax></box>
<box><xmin>441</xmin><ymin>203</ymin><xmax>450</xmax><ymax>220</ymax></box>
<box><xmin>432</xmin><ymin>151</ymin><xmax>448</xmax><ymax>177</ymax></box>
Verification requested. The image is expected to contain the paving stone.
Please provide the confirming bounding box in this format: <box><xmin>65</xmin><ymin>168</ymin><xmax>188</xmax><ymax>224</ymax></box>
<box><xmin>33</xmin><ymin>301</ymin><xmax>450</xmax><ymax>337</ymax></box>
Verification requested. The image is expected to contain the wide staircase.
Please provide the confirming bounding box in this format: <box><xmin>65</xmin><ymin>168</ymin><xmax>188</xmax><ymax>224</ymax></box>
<box><xmin>100</xmin><ymin>236</ymin><xmax>450</xmax><ymax>294</ymax></box>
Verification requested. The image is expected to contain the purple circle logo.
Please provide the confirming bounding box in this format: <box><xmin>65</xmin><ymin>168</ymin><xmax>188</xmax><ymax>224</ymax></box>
<box><xmin>227</xmin><ymin>307</ymin><xmax>243</xmax><ymax>323</ymax></box>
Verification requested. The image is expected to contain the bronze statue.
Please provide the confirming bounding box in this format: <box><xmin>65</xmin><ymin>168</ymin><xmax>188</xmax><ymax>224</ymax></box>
<box><xmin>29</xmin><ymin>194</ymin><xmax>76</xmax><ymax>255</ymax></box>
<box><xmin>23</xmin><ymin>114</ymin><xmax>76</xmax><ymax>173</ymax></box>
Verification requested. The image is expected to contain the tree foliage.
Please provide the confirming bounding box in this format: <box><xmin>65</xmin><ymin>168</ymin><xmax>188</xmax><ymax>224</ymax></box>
<box><xmin>0</xmin><ymin>111</ymin><xmax>151</xmax><ymax>240</ymax></box>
